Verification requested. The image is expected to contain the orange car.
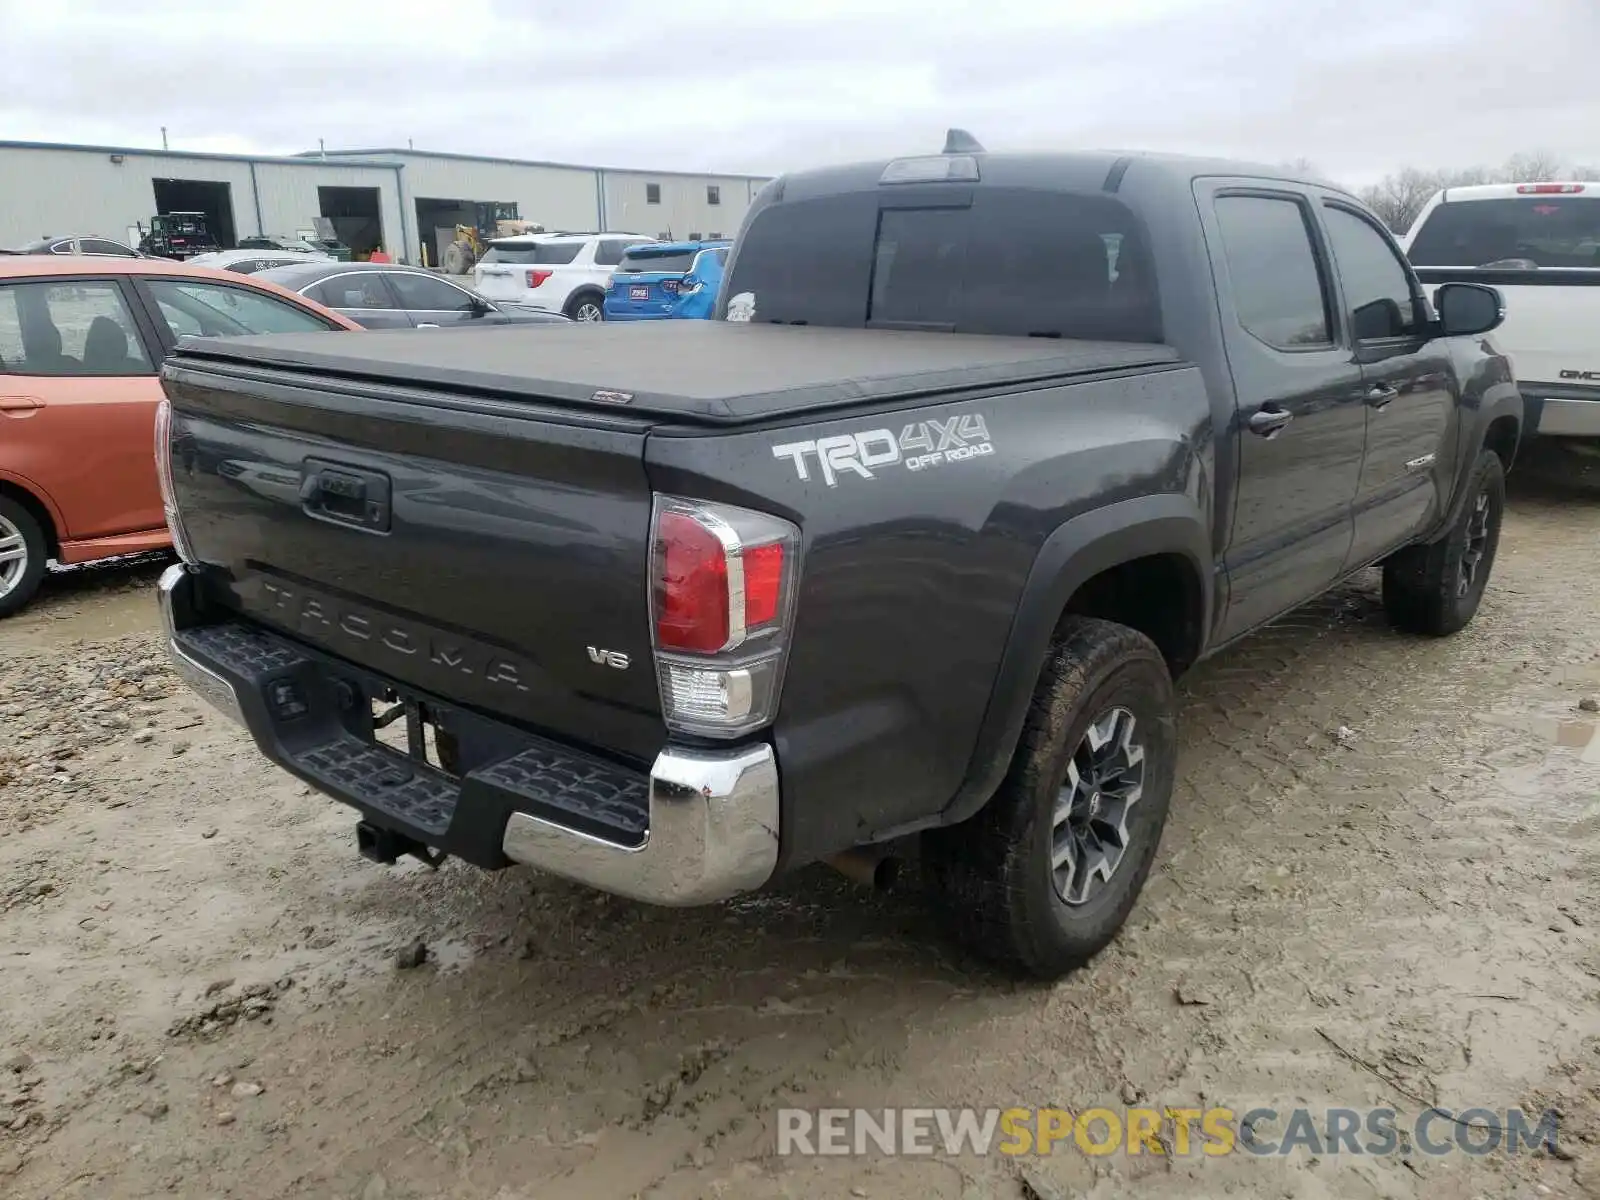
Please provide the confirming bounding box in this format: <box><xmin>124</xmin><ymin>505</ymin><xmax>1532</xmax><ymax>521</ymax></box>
<box><xmin>0</xmin><ymin>255</ymin><xmax>360</xmax><ymax>616</ymax></box>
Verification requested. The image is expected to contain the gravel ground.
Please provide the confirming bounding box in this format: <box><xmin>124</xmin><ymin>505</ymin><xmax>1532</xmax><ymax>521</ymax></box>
<box><xmin>0</xmin><ymin>473</ymin><xmax>1596</xmax><ymax>1199</ymax></box>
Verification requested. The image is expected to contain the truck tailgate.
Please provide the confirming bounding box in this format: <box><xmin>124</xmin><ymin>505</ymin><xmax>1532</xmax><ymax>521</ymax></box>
<box><xmin>161</xmin><ymin>361</ymin><xmax>663</xmax><ymax>765</ymax></box>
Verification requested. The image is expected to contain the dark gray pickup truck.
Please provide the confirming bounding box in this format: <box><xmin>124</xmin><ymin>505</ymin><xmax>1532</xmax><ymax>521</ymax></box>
<box><xmin>155</xmin><ymin>143</ymin><xmax>1523</xmax><ymax>978</ymax></box>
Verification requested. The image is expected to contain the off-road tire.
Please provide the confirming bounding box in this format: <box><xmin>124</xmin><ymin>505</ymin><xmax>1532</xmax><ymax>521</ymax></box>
<box><xmin>923</xmin><ymin>617</ymin><xmax>1177</xmax><ymax>979</ymax></box>
<box><xmin>1382</xmin><ymin>448</ymin><xmax>1505</xmax><ymax>637</ymax></box>
<box><xmin>0</xmin><ymin>495</ymin><xmax>48</xmax><ymax>619</ymax></box>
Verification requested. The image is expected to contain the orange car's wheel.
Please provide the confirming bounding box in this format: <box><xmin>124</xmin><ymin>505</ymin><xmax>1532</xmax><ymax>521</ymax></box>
<box><xmin>0</xmin><ymin>495</ymin><xmax>46</xmax><ymax>618</ymax></box>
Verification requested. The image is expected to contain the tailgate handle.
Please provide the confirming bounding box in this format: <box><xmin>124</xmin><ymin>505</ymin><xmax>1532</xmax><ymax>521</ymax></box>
<box><xmin>301</xmin><ymin>460</ymin><xmax>392</xmax><ymax>533</ymax></box>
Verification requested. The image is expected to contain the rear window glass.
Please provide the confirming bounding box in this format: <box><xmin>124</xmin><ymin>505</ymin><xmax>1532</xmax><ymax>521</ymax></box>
<box><xmin>725</xmin><ymin>188</ymin><xmax>1161</xmax><ymax>341</ymax></box>
<box><xmin>481</xmin><ymin>241</ymin><xmax>582</xmax><ymax>265</ymax></box>
<box><xmin>616</xmin><ymin>249</ymin><xmax>697</xmax><ymax>274</ymax></box>
<box><xmin>1408</xmin><ymin>197</ymin><xmax>1600</xmax><ymax>268</ymax></box>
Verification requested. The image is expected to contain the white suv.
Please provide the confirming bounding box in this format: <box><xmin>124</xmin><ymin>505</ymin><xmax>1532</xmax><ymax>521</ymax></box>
<box><xmin>472</xmin><ymin>232</ymin><xmax>653</xmax><ymax>322</ymax></box>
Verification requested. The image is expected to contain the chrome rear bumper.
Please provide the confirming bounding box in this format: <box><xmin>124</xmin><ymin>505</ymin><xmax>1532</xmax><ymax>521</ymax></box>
<box><xmin>157</xmin><ymin>564</ymin><xmax>779</xmax><ymax>906</ymax></box>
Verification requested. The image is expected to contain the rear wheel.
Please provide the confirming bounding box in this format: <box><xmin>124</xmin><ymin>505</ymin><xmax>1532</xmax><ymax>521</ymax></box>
<box><xmin>0</xmin><ymin>496</ymin><xmax>48</xmax><ymax>619</ymax></box>
<box><xmin>923</xmin><ymin>617</ymin><xmax>1177</xmax><ymax>979</ymax></box>
<box><xmin>566</xmin><ymin>292</ymin><xmax>604</xmax><ymax>322</ymax></box>
<box><xmin>1382</xmin><ymin>448</ymin><xmax>1505</xmax><ymax>636</ymax></box>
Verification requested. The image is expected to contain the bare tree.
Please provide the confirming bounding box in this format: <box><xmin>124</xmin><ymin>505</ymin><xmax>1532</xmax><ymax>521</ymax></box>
<box><xmin>1359</xmin><ymin>166</ymin><xmax>1446</xmax><ymax>234</ymax></box>
<box><xmin>1356</xmin><ymin>153</ymin><xmax>1586</xmax><ymax>232</ymax></box>
<box><xmin>1502</xmin><ymin>150</ymin><xmax>1568</xmax><ymax>182</ymax></box>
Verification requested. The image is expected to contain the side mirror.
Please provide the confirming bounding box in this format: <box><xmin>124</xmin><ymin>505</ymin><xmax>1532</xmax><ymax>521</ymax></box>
<box><xmin>470</xmin><ymin>296</ymin><xmax>493</xmax><ymax>317</ymax></box>
<box><xmin>1434</xmin><ymin>282</ymin><xmax>1505</xmax><ymax>338</ymax></box>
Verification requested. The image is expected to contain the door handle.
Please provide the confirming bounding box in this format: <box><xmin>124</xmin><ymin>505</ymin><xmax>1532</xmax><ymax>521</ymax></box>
<box><xmin>416</xmin><ymin>322</ymin><xmax>441</xmax><ymax>329</ymax></box>
<box><xmin>0</xmin><ymin>395</ymin><xmax>43</xmax><ymax>413</ymax></box>
<box><xmin>1366</xmin><ymin>383</ymin><xmax>1399</xmax><ymax>409</ymax></box>
<box><xmin>1247</xmin><ymin>406</ymin><xmax>1294</xmax><ymax>438</ymax></box>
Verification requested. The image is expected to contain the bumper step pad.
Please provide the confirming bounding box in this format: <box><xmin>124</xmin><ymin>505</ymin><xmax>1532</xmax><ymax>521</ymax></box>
<box><xmin>172</xmin><ymin>621</ymin><xmax>651</xmax><ymax>857</ymax></box>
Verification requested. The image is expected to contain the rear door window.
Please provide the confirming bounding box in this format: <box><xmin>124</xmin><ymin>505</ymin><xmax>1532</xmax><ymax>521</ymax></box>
<box><xmin>387</xmin><ymin>272</ymin><xmax>477</xmax><ymax>311</ymax></box>
<box><xmin>145</xmin><ymin>279</ymin><xmax>339</xmax><ymax>338</ymax></box>
<box><xmin>724</xmin><ymin>188</ymin><xmax>1161</xmax><ymax>341</ymax></box>
<box><xmin>0</xmin><ymin>280</ymin><xmax>154</xmax><ymax>375</ymax></box>
<box><xmin>1213</xmin><ymin>195</ymin><xmax>1333</xmax><ymax>350</ymax></box>
<box><xmin>1407</xmin><ymin>195</ymin><xmax>1600</xmax><ymax>268</ymax></box>
<box><xmin>305</xmin><ymin>275</ymin><xmax>398</xmax><ymax>311</ymax></box>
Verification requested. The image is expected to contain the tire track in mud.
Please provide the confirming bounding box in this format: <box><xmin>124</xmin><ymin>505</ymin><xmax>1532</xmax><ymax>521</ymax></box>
<box><xmin>2</xmin><ymin>487</ymin><xmax>1597</xmax><ymax>1199</ymax></box>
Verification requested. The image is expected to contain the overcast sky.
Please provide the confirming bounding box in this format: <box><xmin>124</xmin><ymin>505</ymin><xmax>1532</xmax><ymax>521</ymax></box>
<box><xmin>2</xmin><ymin>0</ymin><xmax>1596</xmax><ymax>186</ymax></box>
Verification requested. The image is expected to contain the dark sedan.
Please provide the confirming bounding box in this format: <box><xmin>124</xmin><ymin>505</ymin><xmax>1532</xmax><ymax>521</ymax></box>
<box><xmin>253</xmin><ymin>261</ymin><xmax>570</xmax><ymax>329</ymax></box>
<box><xmin>5</xmin><ymin>234</ymin><xmax>146</xmax><ymax>257</ymax></box>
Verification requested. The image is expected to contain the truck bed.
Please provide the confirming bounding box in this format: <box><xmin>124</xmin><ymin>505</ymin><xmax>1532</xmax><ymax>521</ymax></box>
<box><xmin>167</xmin><ymin>321</ymin><xmax>1179</xmax><ymax>426</ymax></box>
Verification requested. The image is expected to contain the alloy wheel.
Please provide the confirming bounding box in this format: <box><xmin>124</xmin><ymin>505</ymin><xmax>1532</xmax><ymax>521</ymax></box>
<box><xmin>1050</xmin><ymin>707</ymin><xmax>1146</xmax><ymax>906</ymax></box>
<box><xmin>0</xmin><ymin>512</ymin><xmax>28</xmax><ymax>600</ymax></box>
<box><xmin>1458</xmin><ymin>488</ymin><xmax>1492</xmax><ymax>597</ymax></box>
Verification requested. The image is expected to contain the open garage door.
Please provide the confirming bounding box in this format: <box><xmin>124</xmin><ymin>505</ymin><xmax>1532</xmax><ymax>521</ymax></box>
<box><xmin>415</xmin><ymin>197</ymin><xmax>522</xmax><ymax>270</ymax></box>
<box><xmin>153</xmin><ymin>178</ymin><xmax>236</xmax><ymax>248</ymax></box>
<box><xmin>318</xmin><ymin>186</ymin><xmax>383</xmax><ymax>257</ymax></box>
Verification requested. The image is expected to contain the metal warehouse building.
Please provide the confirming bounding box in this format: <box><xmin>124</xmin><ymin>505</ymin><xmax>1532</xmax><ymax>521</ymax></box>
<box><xmin>0</xmin><ymin>140</ymin><xmax>769</xmax><ymax>265</ymax></box>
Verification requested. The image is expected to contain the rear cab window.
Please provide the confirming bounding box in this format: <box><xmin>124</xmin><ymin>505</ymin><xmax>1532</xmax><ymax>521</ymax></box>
<box><xmin>481</xmin><ymin>241</ymin><xmax>583</xmax><ymax>266</ymax></box>
<box><xmin>722</xmin><ymin>187</ymin><xmax>1162</xmax><ymax>342</ymax></box>
<box><xmin>1408</xmin><ymin>193</ymin><xmax>1600</xmax><ymax>269</ymax></box>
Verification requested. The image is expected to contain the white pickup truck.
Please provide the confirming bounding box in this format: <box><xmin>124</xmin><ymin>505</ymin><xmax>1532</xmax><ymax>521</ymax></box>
<box><xmin>1403</xmin><ymin>182</ymin><xmax>1600</xmax><ymax>442</ymax></box>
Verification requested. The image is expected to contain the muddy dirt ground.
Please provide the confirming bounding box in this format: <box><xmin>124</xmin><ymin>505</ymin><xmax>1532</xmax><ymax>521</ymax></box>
<box><xmin>1</xmin><ymin>466</ymin><xmax>1596</xmax><ymax>1200</ymax></box>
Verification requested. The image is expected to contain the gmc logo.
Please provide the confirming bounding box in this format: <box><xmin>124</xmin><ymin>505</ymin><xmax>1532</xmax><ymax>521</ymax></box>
<box><xmin>1560</xmin><ymin>369</ymin><xmax>1600</xmax><ymax>381</ymax></box>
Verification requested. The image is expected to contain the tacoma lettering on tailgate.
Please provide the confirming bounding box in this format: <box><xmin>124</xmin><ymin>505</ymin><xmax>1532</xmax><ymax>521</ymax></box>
<box><xmin>251</xmin><ymin>578</ymin><xmax>533</xmax><ymax>693</ymax></box>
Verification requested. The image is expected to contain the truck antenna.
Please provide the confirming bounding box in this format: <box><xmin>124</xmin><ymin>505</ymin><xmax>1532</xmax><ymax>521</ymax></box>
<box><xmin>943</xmin><ymin>128</ymin><xmax>985</xmax><ymax>154</ymax></box>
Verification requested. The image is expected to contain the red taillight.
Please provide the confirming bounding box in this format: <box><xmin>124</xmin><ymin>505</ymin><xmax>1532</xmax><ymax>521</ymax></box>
<box><xmin>649</xmin><ymin>496</ymin><xmax>800</xmax><ymax>737</ymax></box>
<box><xmin>656</xmin><ymin>510</ymin><xmax>731</xmax><ymax>652</ymax></box>
<box><xmin>525</xmin><ymin>269</ymin><xmax>552</xmax><ymax>288</ymax></box>
<box><xmin>743</xmin><ymin>543</ymin><xmax>784</xmax><ymax>626</ymax></box>
<box><xmin>1517</xmin><ymin>183</ymin><xmax>1585</xmax><ymax>194</ymax></box>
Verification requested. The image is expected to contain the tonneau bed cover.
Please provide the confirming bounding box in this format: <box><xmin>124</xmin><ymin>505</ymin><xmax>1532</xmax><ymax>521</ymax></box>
<box><xmin>166</xmin><ymin>321</ymin><xmax>1180</xmax><ymax>426</ymax></box>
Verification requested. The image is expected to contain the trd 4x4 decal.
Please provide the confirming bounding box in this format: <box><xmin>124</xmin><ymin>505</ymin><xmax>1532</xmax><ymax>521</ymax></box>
<box><xmin>771</xmin><ymin>414</ymin><xmax>993</xmax><ymax>487</ymax></box>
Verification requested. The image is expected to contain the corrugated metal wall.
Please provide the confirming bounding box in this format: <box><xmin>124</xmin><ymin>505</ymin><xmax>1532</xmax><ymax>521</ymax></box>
<box><xmin>251</xmin><ymin>161</ymin><xmax>405</xmax><ymax>251</ymax></box>
<box><xmin>326</xmin><ymin>153</ymin><xmax>600</xmax><ymax>257</ymax></box>
<box><xmin>600</xmin><ymin>171</ymin><xmax>761</xmax><ymax>242</ymax></box>
<box><xmin>0</xmin><ymin>147</ymin><xmax>400</xmax><ymax>252</ymax></box>
<box><xmin>0</xmin><ymin>147</ymin><xmax>257</xmax><ymax>246</ymax></box>
<box><xmin>0</xmin><ymin>144</ymin><xmax>771</xmax><ymax>264</ymax></box>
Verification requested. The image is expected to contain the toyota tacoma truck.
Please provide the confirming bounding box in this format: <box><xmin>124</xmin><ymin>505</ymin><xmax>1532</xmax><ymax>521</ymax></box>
<box><xmin>154</xmin><ymin>142</ymin><xmax>1522</xmax><ymax>979</ymax></box>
